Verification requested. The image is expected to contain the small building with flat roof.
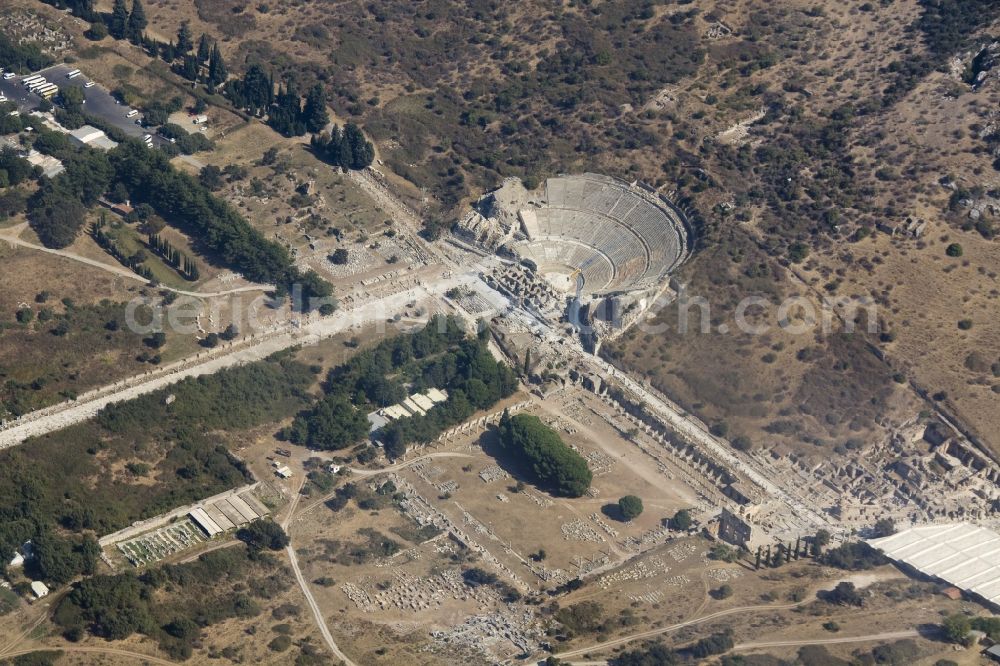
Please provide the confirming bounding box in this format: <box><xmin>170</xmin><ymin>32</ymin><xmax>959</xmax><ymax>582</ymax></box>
<box><xmin>68</xmin><ymin>124</ymin><xmax>117</xmax><ymax>151</ymax></box>
<box><xmin>411</xmin><ymin>393</ymin><xmax>435</xmax><ymax>411</ymax></box>
<box><xmin>401</xmin><ymin>398</ymin><xmax>425</xmax><ymax>416</ymax></box>
<box><xmin>30</xmin><ymin>581</ymin><xmax>49</xmax><ymax>598</ymax></box>
<box><xmin>426</xmin><ymin>388</ymin><xmax>448</xmax><ymax>403</ymax></box>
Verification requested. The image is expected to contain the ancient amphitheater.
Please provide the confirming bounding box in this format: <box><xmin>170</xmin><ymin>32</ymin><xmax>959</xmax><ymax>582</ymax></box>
<box><xmin>513</xmin><ymin>174</ymin><xmax>690</xmax><ymax>296</ymax></box>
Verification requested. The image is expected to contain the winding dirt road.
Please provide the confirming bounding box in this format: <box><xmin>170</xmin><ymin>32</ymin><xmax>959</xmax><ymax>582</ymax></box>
<box><xmin>550</xmin><ymin>600</ymin><xmax>811</xmax><ymax>661</ymax></box>
<box><xmin>0</xmin><ymin>223</ymin><xmax>273</xmax><ymax>297</ymax></box>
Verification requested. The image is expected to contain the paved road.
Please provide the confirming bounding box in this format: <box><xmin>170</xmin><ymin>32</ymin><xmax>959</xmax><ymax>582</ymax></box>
<box><xmin>733</xmin><ymin>630</ymin><xmax>919</xmax><ymax>651</ymax></box>
<box><xmin>0</xmin><ymin>277</ymin><xmax>460</xmax><ymax>449</ymax></box>
<box><xmin>593</xmin><ymin>358</ymin><xmax>829</xmax><ymax>530</ymax></box>
<box><xmin>35</xmin><ymin>63</ymin><xmax>163</xmax><ymax>144</ymax></box>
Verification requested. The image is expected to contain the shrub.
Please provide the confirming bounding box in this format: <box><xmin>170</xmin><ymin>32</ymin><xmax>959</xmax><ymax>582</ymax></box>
<box><xmin>267</xmin><ymin>635</ymin><xmax>292</xmax><ymax>652</ymax></box>
<box><xmin>945</xmin><ymin>243</ymin><xmax>963</xmax><ymax>257</ymax></box>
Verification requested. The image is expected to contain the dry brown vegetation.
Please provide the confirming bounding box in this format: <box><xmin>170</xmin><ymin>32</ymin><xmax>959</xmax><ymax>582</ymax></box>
<box><xmin>107</xmin><ymin>0</ymin><xmax>1000</xmax><ymax>457</ymax></box>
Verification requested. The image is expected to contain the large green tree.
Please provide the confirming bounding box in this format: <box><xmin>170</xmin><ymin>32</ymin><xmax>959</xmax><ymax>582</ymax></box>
<box><xmin>618</xmin><ymin>495</ymin><xmax>643</xmax><ymax>521</ymax></box>
<box><xmin>28</xmin><ymin>183</ymin><xmax>87</xmax><ymax>248</ymax></box>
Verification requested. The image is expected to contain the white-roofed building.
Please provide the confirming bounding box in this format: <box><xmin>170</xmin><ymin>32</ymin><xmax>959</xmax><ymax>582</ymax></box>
<box><xmin>401</xmin><ymin>397</ymin><xmax>425</xmax><ymax>416</ymax></box>
<box><xmin>189</xmin><ymin>507</ymin><xmax>223</xmax><ymax>537</ymax></box>
<box><xmin>25</xmin><ymin>149</ymin><xmax>64</xmax><ymax>178</ymax></box>
<box><xmin>868</xmin><ymin>523</ymin><xmax>1000</xmax><ymax>609</ymax></box>
<box><xmin>68</xmin><ymin>124</ymin><xmax>118</xmax><ymax>151</ymax></box>
<box><xmin>367</xmin><ymin>411</ymin><xmax>391</xmax><ymax>433</ymax></box>
<box><xmin>426</xmin><ymin>388</ymin><xmax>449</xmax><ymax>403</ymax></box>
<box><xmin>411</xmin><ymin>393</ymin><xmax>435</xmax><ymax>412</ymax></box>
<box><xmin>30</xmin><ymin>581</ymin><xmax>49</xmax><ymax>598</ymax></box>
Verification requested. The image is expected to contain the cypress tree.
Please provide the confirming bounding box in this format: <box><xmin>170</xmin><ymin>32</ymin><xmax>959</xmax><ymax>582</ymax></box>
<box><xmin>176</xmin><ymin>21</ymin><xmax>193</xmax><ymax>53</ymax></box>
<box><xmin>197</xmin><ymin>33</ymin><xmax>211</xmax><ymax>63</ymax></box>
<box><xmin>302</xmin><ymin>84</ymin><xmax>329</xmax><ymax>133</ymax></box>
<box><xmin>109</xmin><ymin>0</ymin><xmax>128</xmax><ymax>39</ymax></box>
<box><xmin>126</xmin><ymin>0</ymin><xmax>147</xmax><ymax>43</ymax></box>
<box><xmin>208</xmin><ymin>43</ymin><xmax>227</xmax><ymax>88</ymax></box>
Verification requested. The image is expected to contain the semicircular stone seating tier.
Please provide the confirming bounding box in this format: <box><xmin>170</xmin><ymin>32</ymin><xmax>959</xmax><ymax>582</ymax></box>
<box><xmin>515</xmin><ymin>175</ymin><xmax>687</xmax><ymax>295</ymax></box>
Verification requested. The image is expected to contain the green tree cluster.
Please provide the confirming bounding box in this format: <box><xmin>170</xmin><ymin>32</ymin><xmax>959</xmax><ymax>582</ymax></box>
<box><xmin>53</xmin><ymin>547</ymin><xmax>273</xmax><ymax>659</ymax></box>
<box><xmin>0</xmin><ymin>33</ymin><xmax>53</xmax><ymax>72</ymax></box>
<box><xmin>287</xmin><ymin>315</ymin><xmax>516</xmax><ymax>457</ymax></box>
<box><xmin>0</xmin><ymin>147</ymin><xmax>35</xmax><ymax>189</ymax></box>
<box><xmin>497</xmin><ymin>413</ymin><xmax>592</xmax><ymax>497</ymax></box>
<box><xmin>310</xmin><ymin>123</ymin><xmax>375</xmax><ymax>170</ymax></box>
<box><xmin>110</xmin><ymin>140</ymin><xmax>329</xmax><ymax>303</ymax></box>
<box><xmin>235</xmin><ymin>520</ymin><xmax>289</xmax><ymax>552</ymax></box>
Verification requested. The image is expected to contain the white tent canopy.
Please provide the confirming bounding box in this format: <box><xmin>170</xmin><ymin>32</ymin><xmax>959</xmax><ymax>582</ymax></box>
<box><xmin>868</xmin><ymin>523</ymin><xmax>1000</xmax><ymax>607</ymax></box>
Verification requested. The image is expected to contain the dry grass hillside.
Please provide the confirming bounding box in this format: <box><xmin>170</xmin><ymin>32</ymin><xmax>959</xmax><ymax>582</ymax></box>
<box><xmin>87</xmin><ymin>0</ymin><xmax>1000</xmax><ymax>457</ymax></box>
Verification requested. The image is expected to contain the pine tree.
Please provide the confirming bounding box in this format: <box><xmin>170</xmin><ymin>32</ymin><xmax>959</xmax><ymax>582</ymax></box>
<box><xmin>208</xmin><ymin>43</ymin><xmax>227</xmax><ymax>89</ymax></box>
<box><xmin>754</xmin><ymin>546</ymin><xmax>762</xmax><ymax>570</ymax></box>
<box><xmin>197</xmin><ymin>33</ymin><xmax>211</xmax><ymax>63</ymax></box>
<box><xmin>302</xmin><ymin>84</ymin><xmax>329</xmax><ymax>133</ymax></box>
<box><xmin>126</xmin><ymin>0</ymin><xmax>147</xmax><ymax>43</ymax></box>
<box><xmin>176</xmin><ymin>21</ymin><xmax>193</xmax><ymax>53</ymax></box>
<box><xmin>524</xmin><ymin>349</ymin><xmax>531</xmax><ymax>374</ymax></box>
<box><xmin>109</xmin><ymin>0</ymin><xmax>129</xmax><ymax>39</ymax></box>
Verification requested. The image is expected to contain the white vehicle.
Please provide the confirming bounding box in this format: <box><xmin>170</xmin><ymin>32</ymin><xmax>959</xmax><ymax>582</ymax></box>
<box><xmin>27</xmin><ymin>80</ymin><xmax>49</xmax><ymax>92</ymax></box>
<box><xmin>126</xmin><ymin>109</ymin><xmax>138</xmax><ymax>118</ymax></box>
<box><xmin>0</xmin><ymin>96</ymin><xmax>6</xmax><ymax>103</ymax></box>
<box><xmin>143</xmin><ymin>134</ymin><xmax>152</xmax><ymax>140</ymax></box>
<box><xmin>21</xmin><ymin>75</ymin><xmax>43</xmax><ymax>85</ymax></box>
<box><xmin>84</xmin><ymin>81</ymin><xmax>95</xmax><ymax>88</ymax></box>
<box><xmin>3</xmin><ymin>73</ymin><xmax>15</xmax><ymax>80</ymax></box>
<box><xmin>66</xmin><ymin>69</ymin><xmax>81</xmax><ymax>79</ymax></box>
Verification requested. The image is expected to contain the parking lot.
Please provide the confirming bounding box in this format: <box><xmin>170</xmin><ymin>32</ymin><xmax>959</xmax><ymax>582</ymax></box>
<box><xmin>1</xmin><ymin>63</ymin><xmax>163</xmax><ymax>146</ymax></box>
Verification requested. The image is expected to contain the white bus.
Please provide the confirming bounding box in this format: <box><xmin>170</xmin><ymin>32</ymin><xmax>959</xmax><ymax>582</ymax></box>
<box><xmin>126</xmin><ymin>109</ymin><xmax>138</xmax><ymax>118</ymax></box>
<box><xmin>39</xmin><ymin>87</ymin><xmax>58</xmax><ymax>100</ymax></box>
<box><xmin>27</xmin><ymin>80</ymin><xmax>50</xmax><ymax>92</ymax></box>
<box><xmin>36</xmin><ymin>83</ymin><xmax>58</xmax><ymax>96</ymax></box>
<box><xmin>21</xmin><ymin>75</ymin><xmax>44</xmax><ymax>86</ymax></box>
<box><xmin>66</xmin><ymin>69</ymin><xmax>81</xmax><ymax>79</ymax></box>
